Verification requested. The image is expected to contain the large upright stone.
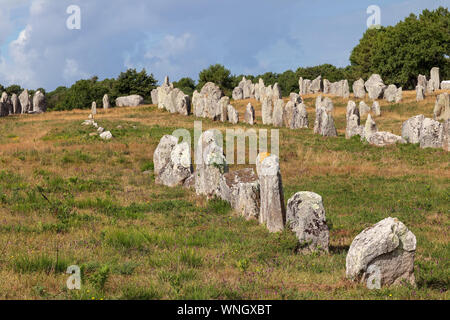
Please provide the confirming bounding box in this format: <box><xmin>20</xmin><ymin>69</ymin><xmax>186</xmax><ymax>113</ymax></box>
<box><xmin>103</xmin><ymin>94</ymin><xmax>110</xmax><ymax>109</ymax></box>
<box><xmin>314</xmin><ymin>107</ymin><xmax>337</xmax><ymax>137</ymax></box>
<box><xmin>272</xmin><ymin>99</ymin><xmax>285</xmax><ymax>127</ymax></box>
<box><xmin>441</xmin><ymin>80</ymin><xmax>450</xmax><ymax>90</ymax></box>
<box><xmin>430</xmin><ymin>67</ymin><xmax>440</xmax><ymax>91</ymax></box>
<box><xmin>91</xmin><ymin>101</ymin><xmax>97</xmax><ymax>115</ymax></box>
<box><xmin>232</xmin><ymin>87</ymin><xmax>244</xmax><ymax>100</ymax></box>
<box><xmin>153</xmin><ymin>135</ymin><xmax>179</xmax><ymax>177</ymax></box>
<box><xmin>272</xmin><ymin>83</ymin><xmax>282</xmax><ymax>101</ymax></box>
<box><xmin>115</xmin><ymin>95</ymin><xmax>144</xmax><ymax>107</ymax></box>
<box><xmin>433</xmin><ymin>93</ymin><xmax>450</xmax><ymax>121</ymax></box>
<box><xmin>401</xmin><ymin>115</ymin><xmax>424</xmax><ymax>144</ymax></box>
<box><xmin>290</xmin><ymin>103</ymin><xmax>309</xmax><ymax>129</ymax></box>
<box><xmin>341</xmin><ymin>79</ymin><xmax>350</xmax><ymax>98</ymax></box>
<box><xmin>244</xmin><ymin>103</ymin><xmax>255</xmax><ymax>125</ymax></box>
<box><xmin>286</xmin><ymin>192</ymin><xmax>329</xmax><ymax>253</ymax></box>
<box><xmin>19</xmin><ymin>90</ymin><xmax>32</xmax><ymax>114</ymax></box>
<box><xmin>417</xmin><ymin>74</ymin><xmax>427</xmax><ymax>88</ymax></box>
<box><xmin>353</xmin><ymin>78</ymin><xmax>366</xmax><ymax>99</ymax></box>
<box><xmin>365</xmin><ymin>74</ymin><xmax>386</xmax><ymax>100</ymax></box>
<box><xmin>346</xmin><ymin>217</ymin><xmax>416</xmax><ymax>288</ymax></box>
<box><xmin>359</xmin><ymin>101</ymin><xmax>371</xmax><ymax>117</ymax></box>
<box><xmin>346</xmin><ymin>101</ymin><xmax>362</xmax><ymax>139</ymax></box>
<box><xmin>151</xmin><ymin>89</ymin><xmax>158</xmax><ymax>105</ymax></box>
<box><xmin>310</xmin><ymin>76</ymin><xmax>322</xmax><ymax>93</ymax></box>
<box><xmin>261</xmin><ymin>96</ymin><xmax>273</xmax><ymax>125</ymax></box>
<box><xmin>227</xmin><ymin>105</ymin><xmax>239</xmax><ymax>124</ymax></box>
<box><xmin>416</xmin><ymin>85</ymin><xmax>425</xmax><ymax>101</ymax></box>
<box><xmin>0</xmin><ymin>93</ymin><xmax>9</xmax><ymax>117</ymax></box>
<box><xmin>323</xmin><ymin>79</ymin><xmax>331</xmax><ymax>94</ymax></box>
<box><xmin>11</xmin><ymin>94</ymin><xmax>21</xmax><ymax>114</ymax></box>
<box><xmin>395</xmin><ymin>87</ymin><xmax>403</xmax><ymax>103</ymax></box>
<box><xmin>419</xmin><ymin>118</ymin><xmax>443</xmax><ymax>149</ymax></box>
<box><xmin>442</xmin><ymin>120</ymin><xmax>450</xmax><ymax>152</ymax></box>
<box><xmin>219</xmin><ymin>97</ymin><xmax>230</xmax><ymax>122</ymax></box>
<box><xmin>219</xmin><ymin>168</ymin><xmax>260</xmax><ymax>220</ymax></box>
<box><xmin>383</xmin><ymin>84</ymin><xmax>398</xmax><ymax>103</ymax></box>
<box><xmin>372</xmin><ymin>101</ymin><xmax>381</xmax><ymax>117</ymax></box>
<box><xmin>363</xmin><ymin>114</ymin><xmax>378</xmax><ymax>140</ymax></box>
<box><xmin>257</xmin><ymin>153</ymin><xmax>286</xmax><ymax>233</ymax></box>
<box><xmin>32</xmin><ymin>90</ymin><xmax>46</xmax><ymax>113</ymax></box>
<box><xmin>195</xmin><ymin>130</ymin><xmax>228</xmax><ymax>199</ymax></box>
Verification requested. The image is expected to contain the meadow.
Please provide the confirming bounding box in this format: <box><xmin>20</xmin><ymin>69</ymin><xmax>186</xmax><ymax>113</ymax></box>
<box><xmin>0</xmin><ymin>90</ymin><xmax>448</xmax><ymax>300</ymax></box>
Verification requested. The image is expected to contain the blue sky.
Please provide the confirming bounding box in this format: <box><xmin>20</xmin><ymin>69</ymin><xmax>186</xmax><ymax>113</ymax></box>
<box><xmin>0</xmin><ymin>0</ymin><xmax>448</xmax><ymax>91</ymax></box>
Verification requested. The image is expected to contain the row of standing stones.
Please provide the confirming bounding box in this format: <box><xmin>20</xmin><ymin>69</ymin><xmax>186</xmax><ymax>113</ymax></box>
<box><xmin>153</xmin><ymin>130</ymin><xmax>417</xmax><ymax>289</ymax></box>
<box><xmin>0</xmin><ymin>90</ymin><xmax>46</xmax><ymax>117</ymax></box>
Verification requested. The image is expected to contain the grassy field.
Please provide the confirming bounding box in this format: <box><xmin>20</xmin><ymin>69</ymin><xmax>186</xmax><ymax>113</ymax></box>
<box><xmin>0</xmin><ymin>90</ymin><xmax>448</xmax><ymax>300</ymax></box>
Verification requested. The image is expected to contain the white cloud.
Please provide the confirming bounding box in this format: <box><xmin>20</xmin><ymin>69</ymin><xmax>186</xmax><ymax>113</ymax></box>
<box><xmin>63</xmin><ymin>58</ymin><xmax>90</xmax><ymax>82</ymax></box>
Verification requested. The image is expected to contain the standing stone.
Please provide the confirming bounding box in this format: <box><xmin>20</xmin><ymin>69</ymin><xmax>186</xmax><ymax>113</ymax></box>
<box><xmin>227</xmin><ymin>105</ymin><xmax>239</xmax><ymax>124</ymax></box>
<box><xmin>272</xmin><ymin>83</ymin><xmax>282</xmax><ymax>100</ymax></box>
<box><xmin>430</xmin><ymin>67</ymin><xmax>440</xmax><ymax>91</ymax></box>
<box><xmin>157</xmin><ymin>142</ymin><xmax>192</xmax><ymax>187</ymax></box>
<box><xmin>291</xmin><ymin>103</ymin><xmax>309</xmax><ymax>129</ymax></box>
<box><xmin>219</xmin><ymin>97</ymin><xmax>230</xmax><ymax>122</ymax></box>
<box><xmin>115</xmin><ymin>95</ymin><xmax>144</xmax><ymax>107</ymax></box>
<box><xmin>366</xmin><ymin>131</ymin><xmax>406</xmax><ymax>147</ymax></box>
<box><xmin>314</xmin><ymin>107</ymin><xmax>337</xmax><ymax>137</ymax></box>
<box><xmin>91</xmin><ymin>101</ymin><xmax>97</xmax><ymax>115</ymax></box>
<box><xmin>426</xmin><ymin>80</ymin><xmax>434</xmax><ymax>94</ymax></box>
<box><xmin>383</xmin><ymin>84</ymin><xmax>398</xmax><ymax>103</ymax></box>
<box><xmin>363</xmin><ymin>114</ymin><xmax>378</xmax><ymax>140</ymax></box>
<box><xmin>310</xmin><ymin>76</ymin><xmax>322</xmax><ymax>93</ymax></box>
<box><xmin>372</xmin><ymin>101</ymin><xmax>381</xmax><ymax>117</ymax></box>
<box><xmin>283</xmin><ymin>101</ymin><xmax>294</xmax><ymax>128</ymax></box>
<box><xmin>341</xmin><ymin>80</ymin><xmax>350</xmax><ymax>98</ymax></box>
<box><xmin>0</xmin><ymin>93</ymin><xmax>8</xmax><ymax>117</ymax></box>
<box><xmin>365</xmin><ymin>74</ymin><xmax>386</xmax><ymax>100</ymax></box>
<box><xmin>359</xmin><ymin>101</ymin><xmax>371</xmax><ymax>117</ymax></box>
<box><xmin>176</xmin><ymin>92</ymin><xmax>191</xmax><ymax>116</ymax></box>
<box><xmin>433</xmin><ymin>93</ymin><xmax>450</xmax><ymax>121</ymax></box>
<box><xmin>272</xmin><ymin>99</ymin><xmax>285</xmax><ymax>127</ymax></box>
<box><xmin>103</xmin><ymin>94</ymin><xmax>110</xmax><ymax>109</ymax></box>
<box><xmin>395</xmin><ymin>87</ymin><xmax>403</xmax><ymax>103</ymax></box>
<box><xmin>151</xmin><ymin>89</ymin><xmax>158</xmax><ymax>105</ymax></box>
<box><xmin>153</xmin><ymin>135</ymin><xmax>179</xmax><ymax>177</ymax></box>
<box><xmin>261</xmin><ymin>96</ymin><xmax>273</xmax><ymax>125</ymax></box>
<box><xmin>219</xmin><ymin>168</ymin><xmax>260</xmax><ymax>220</ymax></box>
<box><xmin>441</xmin><ymin>80</ymin><xmax>450</xmax><ymax>90</ymax></box>
<box><xmin>323</xmin><ymin>79</ymin><xmax>331</xmax><ymax>94</ymax></box>
<box><xmin>195</xmin><ymin>130</ymin><xmax>228</xmax><ymax>199</ymax></box>
<box><xmin>346</xmin><ymin>101</ymin><xmax>362</xmax><ymax>139</ymax></box>
<box><xmin>442</xmin><ymin>120</ymin><xmax>450</xmax><ymax>152</ymax></box>
<box><xmin>416</xmin><ymin>85</ymin><xmax>425</xmax><ymax>101</ymax></box>
<box><xmin>353</xmin><ymin>78</ymin><xmax>366</xmax><ymax>99</ymax></box>
<box><xmin>200</xmin><ymin>82</ymin><xmax>224</xmax><ymax>120</ymax></box>
<box><xmin>11</xmin><ymin>94</ymin><xmax>21</xmax><ymax>114</ymax></box>
<box><xmin>419</xmin><ymin>118</ymin><xmax>443</xmax><ymax>149</ymax></box>
<box><xmin>417</xmin><ymin>74</ymin><xmax>427</xmax><ymax>88</ymax></box>
<box><xmin>289</xmin><ymin>93</ymin><xmax>302</xmax><ymax>104</ymax></box>
<box><xmin>346</xmin><ymin>217</ymin><xmax>416</xmax><ymax>288</ymax></box>
<box><xmin>286</xmin><ymin>192</ymin><xmax>329</xmax><ymax>253</ymax></box>
<box><xmin>346</xmin><ymin>100</ymin><xmax>359</xmax><ymax>122</ymax></box>
<box><xmin>244</xmin><ymin>103</ymin><xmax>255</xmax><ymax>125</ymax></box>
<box><xmin>232</xmin><ymin>87</ymin><xmax>244</xmax><ymax>100</ymax></box>
<box><xmin>192</xmin><ymin>91</ymin><xmax>204</xmax><ymax>117</ymax></box>
<box><xmin>257</xmin><ymin>153</ymin><xmax>286</xmax><ymax>233</ymax></box>
<box><xmin>19</xmin><ymin>90</ymin><xmax>32</xmax><ymax>114</ymax></box>
<box><xmin>32</xmin><ymin>91</ymin><xmax>46</xmax><ymax>113</ymax></box>
<box><xmin>401</xmin><ymin>115</ymin><xmax>424</xmax><ymax>144</ymax></box>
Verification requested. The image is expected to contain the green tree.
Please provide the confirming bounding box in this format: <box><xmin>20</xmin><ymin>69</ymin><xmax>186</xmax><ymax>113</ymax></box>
<box><xmin>197</xmin><ymin>64</ymin><xmax>233</xmax><ymax>95</ymax></box>
<box><xmin>5</xmin><ymin>85</ymin><xmax>23</xmax><ymax>95</ymax></box>
<box><xmin>113</xmin><ymin>68</ymin><xmax>157</xmax><ymax>101</ymax></box>
<box><xmin>173</xmin><ymin>77</ymin><xmax>196</xmax><ymax>96</ymax></box>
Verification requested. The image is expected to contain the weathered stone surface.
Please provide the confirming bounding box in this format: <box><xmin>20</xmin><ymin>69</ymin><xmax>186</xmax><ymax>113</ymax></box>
<box><xmin>272</xmin><ymin>83</ymin><xmax>282</xmax><ymax>100</ymax></box>
<box><xmin>151</xmin><ymin>89</ymin><xmax>158</xmax><ymax>105</ymax></box>
<box><xmin>219</xmin><ymin>168</ymin><xmax>260</xmax><ymax>220</ymax></box>
<box><xmin>32</xmin><ymin>91</ymin><xmax>46</xmax><ymax>113</ymax></box>
<box><xmin>219</xmin><ymin>97</ymin><xmax>230</xmax><ymax>122</ymax></box>
<box><xmin>430</xmin><ymin>67</ymin><xmax>440</xmax><ymax>91</ymax></box>
<box><xmin>244</xmin><ymin>103</ymin><xmax>255</xmax><ymax>125</ymax></box>
<box><xmin>192</xmin><ymin>90</ymin><xmax>204</xmax><ymax>117</ymax></box>
<box><xmin>395</xmin><ymin>87</ymin><xmax>403</xmax><ymax>103</ymax></box>
<box><xmin>227</xmin><ymin>105</ymin><xmax>239</xmax><ymax>124</ymax></box>
<box><xmin>287</xmin><ymin>192</ymin><xmax>329</xmax><ymax>253</ymax></box>
<box><xmin>359</xmin><ymin>101</ymin><xmax>371</xmax><ymax>117</ymax></box>
<box><xmin>232</xmin><ymin>87</ymin><xmax>244</xmax><ymax>100</ymax></box>
<box><xmin>442</xmin><ymin>120</ymin><xmax>450</xmax><ymax>152</ymax></box>
<box><xmin>158</xmin><ymin>142</ymin><xmax>192</xmax><ymax>187</ymax></box>
<box><xmin>299</xmin><ymin>78</ymin><xmax>312</xmax><ymax>95</ymax></box>
<box><xmin>257</xmin><ymin>153</ymin><xmax>286</xmax><ymax>233</ymax></box>
<box><xmin>383</xmin><ymin>84</ymin><xmax>398</xmax><ymax>103</ymax></box>
<box><xmin>367</xmin><ymin>132</ymin><xmax>406</xmax><ymax>147</ymax></box>
<box><xmin>289</xmin><ymin>92</ymin><xmax>302</xmax><ymax>104</ymax></box>
<box><xmin>341</xmin><ymin>79</ymin><xmax>350</xmax><ymax>98</ymax></box>
<box><xmin>310</xmin><ymin>76</ymin><xmax>322</xmax><ymax>93</ymax></box>
<box><xmin>195</xmin><ymin>130</ymin><xmax>229</xmax><ymax>198</ymax></box>
<box><xmin>272</xmin><ymin>99</ymin><xmax>284</xmax><ymax>127</ymax></box>
<box><xmin>346</xmin><ymin>217</ymin><xmax>416</xmax><ymax>288</ymax></box>
<box><xmin>417</xmin><ymin>74</ymin><xmax>427</xmax><ymax>88</ymax></box>
<box><xmin>365</xmin><ymin>74</ymin><xmax>386</xmax><ymax>100</ymax></box>
<box><xmin>19</xmin><ymin>90</ymin><xmax>32</xmax><ymax>114</ymax></box>
<box><xmin>353</xmin><ymin>78</ymin><xmax>366</xmax><ymax>99</ymax></box>
<box><xmin>91</xmin><ymin>101</ymin><xmax>97</xmax><ymax>115</ymax></box>
<box><xmin>99</xmin><ymin>131</ymin><xmax>113</xmax><ymax>140</ymax></box>
<box><xmin>261</xmin><ymin>96</ymin><xmax>273</xmax><ymax>125</ymax></box>
<box><xmin>363</xmin><ymin>114</ymin><xmax>378</xmax><ymax>140</ymax></box>
<box><xmin>192</xmin><ymin>82</ymin><xmax>224</xmax><ymax>120</ymax></box>
<box><xmin>290</xmin><ymin>103</ymin><xmax>309</xmax><ymax>129</ymax></box>
<box><xmin>416</xmin><ymin>85</ymin><xmax>425</xmax><ymax>101</ymax></box>
<box><xmin>372</xmin><ymin>101</ymin><xmax>381</xmax><ymax>117</ymax></box>
<box><xmin>314</xmin><ymin>107</ymin><xmax>337</xmax><ymax>137</ymax></box>
<box><xmin>103</xmin><ymin>94</ymin><xmax>110</xmax><ymax>109</ymax></box>
<box><xmin>433</xmin><ymin>93</ymin><xmax>450</xmax><ymax>121</ymax></box>
<box><xmin>11</xmin><ymin>94</ymin><xmax>21</xmax><ymax>114</ymax></box>
<box><xmin>419</xmin><ymin>118</ymin><xmax>443</xmax><ymax>149</ymax></box>
<box><xmin>176</xmin><ymin>92</ymin><xmax>191</xmax><ymax>116</ymax></box>
<box><xmin>346</xmin><ymin>101</ymin><xmax>362</xmax><ymax>139</ymax></box>
<box><xmin>346</xmin><ymin>100</ymin><xmax>358</xmax><ymax>123</ymax></box>
<box><xmin>154</xmin><ymin>135</ymin><xmax>179</xmax><ymax>176</ymax></box>
<box><xmin>441</xmin><ymin>80</ymin><xmax>450</xmax><ymax>90</ymax></box>
<box><xmin>323</xmin><ymin>79</ymin><xmax>331</xmax><ymax>94</ymax></box>
<box><xmin>426</xmin><ymin>80</ymin><xmax>434</xmax><ymax>94</ymax></box>
<box><xmin>0</xmin><ymin>93</ymin><xmax>9</xmax><ymax>117</ymax></box>
<box><xmin>401</xmin><ymin>115</ymin><xmax>424</xmax><ymax>144</ymax></box>
<box><xmin>115</xmin><ymin>95</ymin><xmax>144</xmax><ymax>107</ymax></box>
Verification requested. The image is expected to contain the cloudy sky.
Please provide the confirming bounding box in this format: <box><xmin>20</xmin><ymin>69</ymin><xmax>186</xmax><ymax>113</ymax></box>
<box><xmin>0</xmin><ymin>0</ymin><xmax>447</xmax><ymax>91</ymax></box>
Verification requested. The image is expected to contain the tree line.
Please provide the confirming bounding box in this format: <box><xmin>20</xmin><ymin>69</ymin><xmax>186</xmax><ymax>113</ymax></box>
<box><xmin>1</xmin><ymin>7</ymin><xmax>448</xmax><ymax>111</ymax></box>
